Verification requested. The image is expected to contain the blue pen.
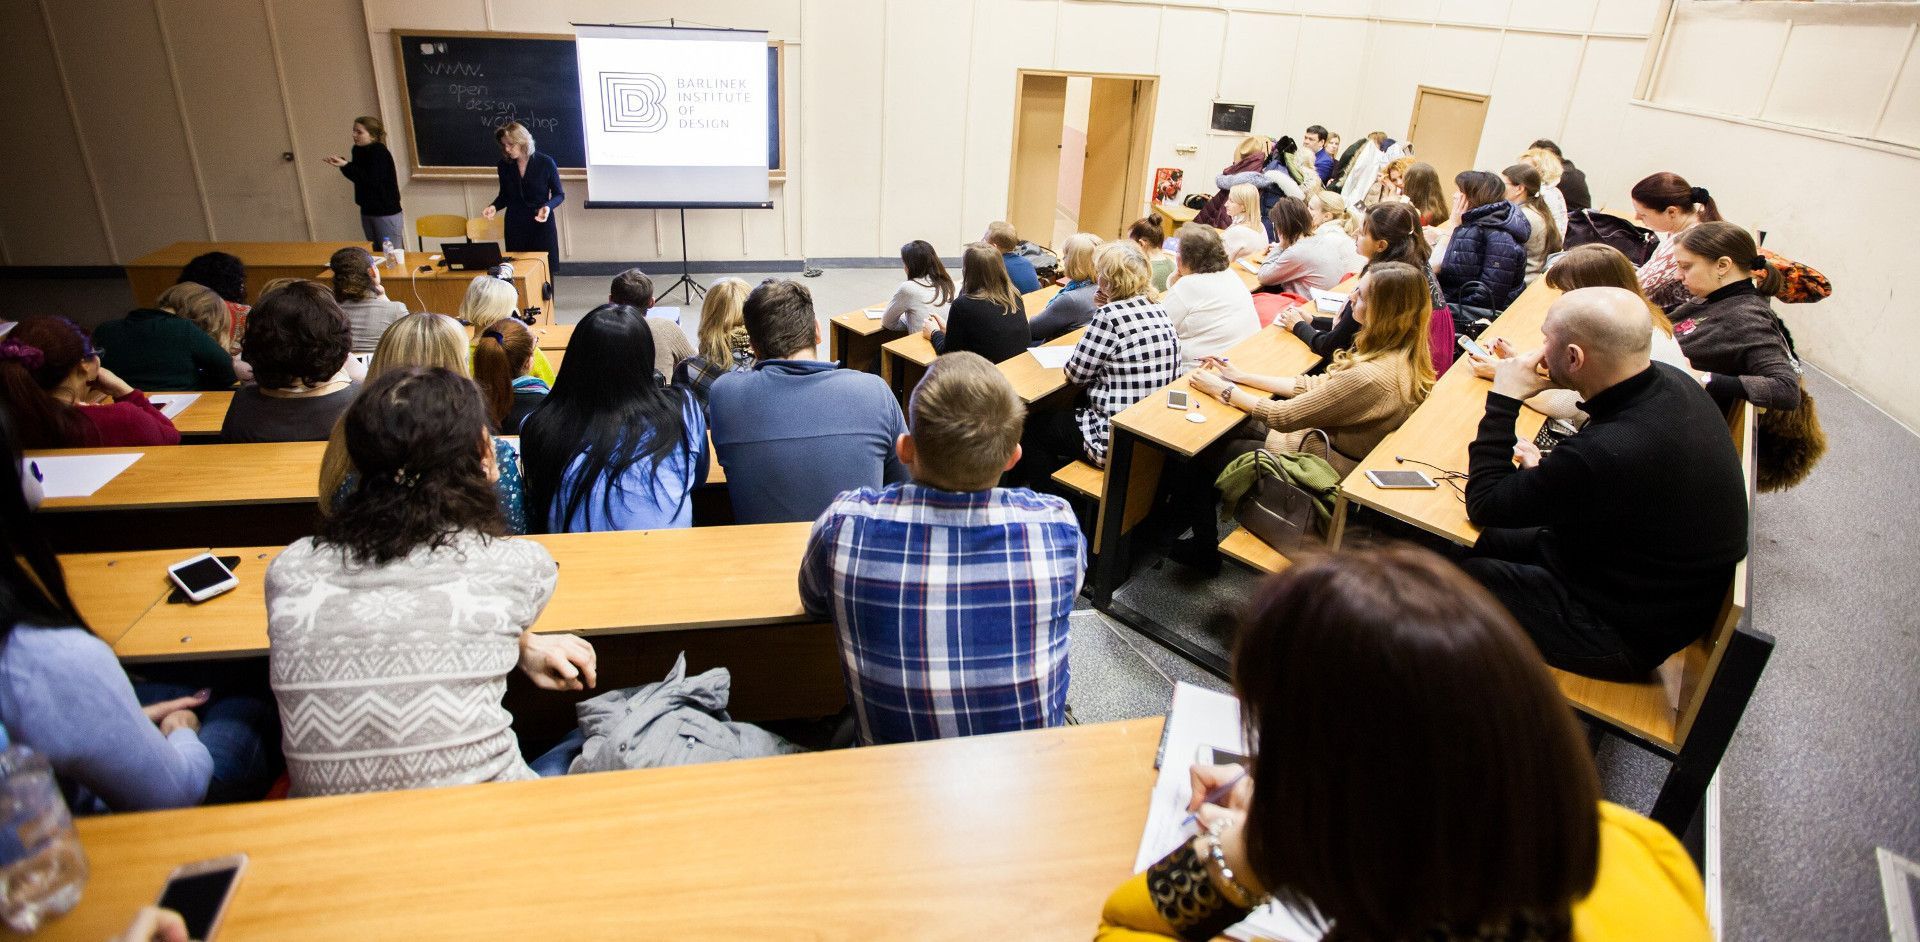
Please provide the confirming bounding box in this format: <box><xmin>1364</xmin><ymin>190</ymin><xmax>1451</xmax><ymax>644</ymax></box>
<box><xmin>1180</xmin><ymin>767</ymin><xmax>1249</xmax><ymax>830</ymax></box>
<box><xmin>27</xmin><ymin>460</ymin><xmax>42</xmax><ymax>482</ymax></box>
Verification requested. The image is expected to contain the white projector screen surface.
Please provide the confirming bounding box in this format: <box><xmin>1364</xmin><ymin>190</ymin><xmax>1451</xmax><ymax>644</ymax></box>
<box><xmin>575</xmin><ymin>25</ymin><xmax>770</xmax><ymax>207</ymax></box>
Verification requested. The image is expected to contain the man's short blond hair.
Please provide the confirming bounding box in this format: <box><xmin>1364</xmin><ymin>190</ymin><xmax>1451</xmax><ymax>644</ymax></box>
<box><xmin>1095</xmin><ymin>242</ymin><xmax>1153</xmax><ymax>301</ymax></box>
<box><xmin>984</xmin><ymin>221</ymin><xmax>1019</xmax><ymax>253</ymax></box>
<box><xmin>909</xmin><ymin>352</ymin><xmax>1025</xmax><ymax>492</ymax></box>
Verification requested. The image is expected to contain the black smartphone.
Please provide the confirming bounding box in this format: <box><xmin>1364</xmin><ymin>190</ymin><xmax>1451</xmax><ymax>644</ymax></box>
<box><xmin>157</xmin><ymin>854</ymin><xmax>247</xmax><ymax>940</ymax></box>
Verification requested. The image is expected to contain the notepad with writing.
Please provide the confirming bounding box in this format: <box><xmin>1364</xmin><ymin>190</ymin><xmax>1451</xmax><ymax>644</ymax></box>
<box><xmin>1308</xmin><ymin>288</ymin><xmax>1348</xmax><ymax>314</ymax></box>
<box><xmin>27</xmin><ymin>453</ymin><xmax>142</xmax><ymax>499</ymax></box>
<box><xmin>147</xmin><ymin>394</ymin><xmax>200</xmax><ymax>420</ymax></box>
<box><xmin>1028</xmin><ymin>345</ymin><xmax>1074</xmax><ymax>369</ymax></box>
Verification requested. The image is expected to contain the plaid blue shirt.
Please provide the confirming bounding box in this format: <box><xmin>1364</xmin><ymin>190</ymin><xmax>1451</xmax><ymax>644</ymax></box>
<box><xmin>799</xmin><ymin>483</ymin><xmax>1085</xmax><ymax>746</ymax></box>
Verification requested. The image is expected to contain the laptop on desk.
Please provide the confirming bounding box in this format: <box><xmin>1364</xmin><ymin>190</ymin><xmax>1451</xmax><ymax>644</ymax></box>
<box><xmin>442</xmin><ymin>242</ymin><xmax>505</xmax><ymax>272</ymax></box>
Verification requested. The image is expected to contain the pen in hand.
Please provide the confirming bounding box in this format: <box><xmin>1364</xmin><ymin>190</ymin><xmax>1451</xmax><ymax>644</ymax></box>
<box><xmin>1180</xmin><ymin>767</ymin><xmax>1249</xmax><ymax>829</ymax></box>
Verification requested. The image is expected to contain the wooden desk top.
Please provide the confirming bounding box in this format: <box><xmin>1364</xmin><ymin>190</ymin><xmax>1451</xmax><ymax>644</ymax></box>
<box><xmin>126</xmin><ymin>241</ymin><xmax>368</xmax><ymax>269</ymax></box>
<box><xmin>1000</xmin><ymin>327</ymin><xmax>1087</xmax><ymax>404</ymax></box>
<box><xmin>1158</xmin><ymin>202</ymin><xmax>1199</xmax><ymax>223</ymax></box>
<box><xmin>829</xmin><ymin>301</ymin><xmax>894</xmax><ymax>338</ymax></box>
<box><xmin>1338</xmin><ymin>279</ymin><xmax>1560</xmax><ymax>545</ymax></box>
<box><xmin>163</xmin><ymin>391</ymin><xmax>234</xmax><ymax>436</ymax></box>
<box><xmin>62</xmin><ymin>548</ymin><xmax>200</xmax><ymax>647</ymax></box>
<box><xmin>1112</xmin><ymin>324</ymin><xmax>1320</xmax><ymax>458</ymax></box>
<box><xmin>1233</xmin><ymin>250</ymin><xmax>1269</xmax><ymax>292</ymax></box>
<box><xmin>324</xmin><ymin>252</ymin><xmax>545</xmax><ymax>286</ymax></box>
<box><xmin>531</xmin><ymin>321</ymin><xmax>573</xmax><ymax>349</ymax></box>
<box><xmin>44</xmin><ymin>717</ymin><xmax>1161</xmax><ymax>940</ymax></box>
<box><xmin>102</xmin><ymin>523</ymin><xmax>812</xmax><ymax>662</ymax></box>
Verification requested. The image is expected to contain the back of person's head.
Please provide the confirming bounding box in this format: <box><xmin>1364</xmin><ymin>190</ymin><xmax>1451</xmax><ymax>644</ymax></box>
<box><xmin>522</xmin><ymin>303</ymin><xmax>689</xmax><ymax>530</ymax></box>
<box><xmin>1176</xmin><ymin>224</ymin><xmax>1228</xmax><ymax>275</ymax></box>
<box><xmin>1095</xmin><ymin>242</ymin><xmax>1153</xmax><ymax>302</ymax></box>
<box><xmin>1342</xmin><ymin>262</ymin><xmax>1435</xmax><ymax>397</ymax></box>
<box><xmin>1360</xmin><ymin>202</ymin><xmax>1430</xmax><ymax>270</ymax></box>
<box><xmin>1268</xmin><ymin>197</ymin><xmax>1312</xmax><ymax>246</ymax></box>
<box><xmin>1402</xmin><ymin>162</ymin><xmax>1449</xmax><ymax>226</ymax></box>
<box><xmin>1675</xmin><ymin>221</ymin><xmax>1782</xmax><ymax>297</ymax></box>
<box><xmin>329</xmin><ymin>247</ymin><xmax>379</xmax><ymax>302</ymax></box>
<box><xmin>1126</xmin><ymin>216</ymin><xmax>1165</xmax><ymax>249</ymax></box>
<box><xmin>458</xmin><ymin>276</ymin><xmax>521</xmax><ymax>333</ymax></box>
<box><xmin>1545</xmin><ymin>244</ymin><xmax>1672</xmax><ymax>333</ymax></box>
<box><xmin>1454</xmin><ymin>170</ymin><xmax>1507</xmax><ymax>210</ymax></box>
<box><xmin>1227</xmin><ymin>184</ymin><xmax>1262</xmax><ymax>227</ymax></box>
<box><xmin>156</xmin><ymin>282</ymin><xmax>231</xmax><ymax>349</ymax></box>
<box><xmin>0</xmin><ymin>403</ymin><xmax>87</xmax><ymax>636</ymax></box>
<box><xmin>0</xmin><ymin>318</ymin><xmax>91</xmax><ymax>449</ymax></box>
<box><xmin>1631</xmin><ymin>171</ymin><xmax>1722</xmax><ymax>222</ymax></box>
<box><xmin>177</xmin><ymin>251</ymin><xmax>247</xmax><ymax>304</ymax></box>
<box><xmin>471</xmin><ymin>318</ymin><xmax>534</xmax><ymax>428</ymax></box>
<box><xmin>1059</xmin><ymin>233</ymin><xmax>1102</xmax><ymax>283</ymax></box>
<box><xmin>1502</xmin><ymin>163</ymin><xmax>1563</xmax><ymax>254</ymax></box>
<box><xmin>1545</xmin><ymin>287</ymin><xmax>1656</xmax><ymax>384</ymax></box>
<box><xmin>1529</xmin><ymin>138</ymin><xmax>1564</xmax><ymax>158</ymax></box>
<box><xmin>369</xmin><ymin>312</ymin><xmax>470</xmax><ymax>379</ymax></box>
<box><xmin>900</xmin><ymin>240</ymin><xmax>955</xmax><ymax>307</ymax></box>
<box><xmin>696</xmin><ymin>277</ymin><xmax>751</xmax><ymax>364</ymax></box>
<box><xmin>983</xmin><ymin>221</ymin><xmax>1019</xmax><ymax>253</ymax></box>
<box><xmin>608</xmin><ymin>269</ymin><xmax>655</xmax><ymax>310</ymax></box>
<box><xmin>1309</xmin><ymin>190</ymin><xmax>1358</xmax><ymax>235</ymax></box>
<box><xmin>907</xmin><ymin>352</ymin><xmax>1025</xmax><ymax>492</ymax></box>
<box><xmin>960</xmin><ymin>242</ymin><xmax>1022</xmax><ymax>314</ymax></box>
<box><xmin>1234</xmin><ymin>546</ymin><xmax>1601</xmax><ymax>939</ymax></box>
<box><xmin>1233</xmin><ymin>135</ymin><xmax>1270</xmax><ymax>161</ymax></box>
<box><xmin>741</xmin><ymin>279</ymin><xmax>817</xmax><ymax>360</ymax></box>
<box><xmin>242</xmin><ymin>281</ymin><xmax>350</xmax><ymax>390</ymax></box>
<box><xmin>319</xmin><ymin>367</ymin><xmax>504</xmax><ymax>566</ymax></box>
<box><xmin>1519</xmin><ymin>147</ymin><xmax>1564</xmax><ymax>186</ymax></box>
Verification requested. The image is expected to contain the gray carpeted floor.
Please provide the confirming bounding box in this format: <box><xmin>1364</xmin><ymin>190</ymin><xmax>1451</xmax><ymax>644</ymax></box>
<box><xmin>5</xmin><ymin>268</ymin><xmax>1914</xmax><ymax>939</ymax></box>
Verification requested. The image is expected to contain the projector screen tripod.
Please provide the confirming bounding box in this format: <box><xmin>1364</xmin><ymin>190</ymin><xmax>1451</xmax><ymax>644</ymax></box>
<box><xmin>662</xmin><ymin>208</ymin><xmax>707</xmax><ymax>304</ymax></box>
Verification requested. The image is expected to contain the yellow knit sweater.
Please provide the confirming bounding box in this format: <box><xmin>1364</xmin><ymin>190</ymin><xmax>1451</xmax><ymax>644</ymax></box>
<box><xmin>1248</xmin><ymin>354</ymin><xmax>1426</xmax><ymax>476</ymax></box>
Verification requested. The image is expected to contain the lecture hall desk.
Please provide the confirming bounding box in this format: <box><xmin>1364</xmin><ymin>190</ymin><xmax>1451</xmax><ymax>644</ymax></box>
<box><xmin>124</xmin><ymin>241</ymin><xmax>367</xmax><ymax>307</ymax></box>
<box><xmin>877</xmin><ymin>283</ymin><xmax>1062</xmax><ymax>401</ymax></box>
<box><xmin>318</xmin><ymin>251</ymin><xmax>548</xmax><ymax>317</ymax></box>
<box><xmin>37</xmin><ymin>717</ymin><xmax>1162</xmax><ymax>941</ymax></box>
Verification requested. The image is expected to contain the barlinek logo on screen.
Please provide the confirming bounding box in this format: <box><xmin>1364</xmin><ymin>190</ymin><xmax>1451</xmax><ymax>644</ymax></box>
<box><xmin>599</xmin><ymin>71</ymin><xmax>752</xmax><ymax>134</ymax></box>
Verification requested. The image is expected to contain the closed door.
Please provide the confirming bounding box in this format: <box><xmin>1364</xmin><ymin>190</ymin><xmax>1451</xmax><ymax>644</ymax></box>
<box><xmin>1078</xmin><ymin>78</ymin><xmax>1146</xmax><ymax>244</ymax></box>
<box><xmin>160</xmin><ymin>0</ymin><xmax>311</xmax><ymax>241</ymax></box>
<box><xmin>1009</xmin><ymin>74</ymin><xmax>1067</xmax><ymax>250</ymax></box>
<box><xmin>1407</xmin><ymin>86</ymin><xmax>1490</xmax><ymax>204</ymax></box>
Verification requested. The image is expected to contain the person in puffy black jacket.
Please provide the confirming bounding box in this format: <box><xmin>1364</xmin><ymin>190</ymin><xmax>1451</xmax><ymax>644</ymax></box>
<box><xmin>1438</xmin><ymin>170</ymin><xmax>1533</xmax><ymax>313</ymax></box>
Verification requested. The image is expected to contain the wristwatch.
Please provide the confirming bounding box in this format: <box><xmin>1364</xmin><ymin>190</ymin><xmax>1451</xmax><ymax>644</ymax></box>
<box><xmin>1218</xmin><ymin>385</ymin><xmax>1234</xmax><ymax>405</ymax></box>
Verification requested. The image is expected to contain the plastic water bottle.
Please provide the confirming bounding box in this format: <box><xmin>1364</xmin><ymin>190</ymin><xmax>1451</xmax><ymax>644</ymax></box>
<box><xmin>381</xmin><ymin>238</ymin><xmax>400</xmax><ymax>268</ymax></box>
<box><xmin>0</xmin><ymin>747</ymin><xmax>87</xmax><ymax>932</ymax></box>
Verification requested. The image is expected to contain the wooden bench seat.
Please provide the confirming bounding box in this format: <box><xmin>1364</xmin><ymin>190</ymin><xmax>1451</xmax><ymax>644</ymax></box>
<box><xmin>1051</xmin><ymin>460</ymin><xmax>1103</xmax><ymax>499</ymax></box>
<box><xmin>1218</xmin><ymin>528</ymin><xmax>1289</xmax><ymax>574</ymax></box>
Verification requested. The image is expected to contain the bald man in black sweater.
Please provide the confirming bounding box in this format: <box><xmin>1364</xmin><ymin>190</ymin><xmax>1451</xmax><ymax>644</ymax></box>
<box><xmin>1462</xmin><ymin>287</ymin><xmax>1749</xmax><ymax>680</ymax></box>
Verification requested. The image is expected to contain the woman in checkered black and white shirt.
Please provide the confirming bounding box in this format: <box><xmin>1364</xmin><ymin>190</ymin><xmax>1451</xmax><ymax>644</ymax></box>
<box><xmin>1015</xmin><ymin>243</ymin><xmax>1181</xmax><ymax>485</ymax></box>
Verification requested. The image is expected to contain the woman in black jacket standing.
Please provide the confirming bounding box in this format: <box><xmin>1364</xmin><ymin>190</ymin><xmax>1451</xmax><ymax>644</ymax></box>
<box><xmin>482</xmin><ymin>121</ymin><xmax>566</xmax><ymax>263</ymax></box>
<box><xmin>323</xmin><ymin>116</ymin><xmax>404</xmax><ymax>250</ymax></box>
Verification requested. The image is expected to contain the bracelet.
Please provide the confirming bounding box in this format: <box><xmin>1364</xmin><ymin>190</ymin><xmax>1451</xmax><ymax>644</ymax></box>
<box><xmin>1205</xmin><ymin>820</ymin><xmax>1261</xmax><ymax>908</ymax></box>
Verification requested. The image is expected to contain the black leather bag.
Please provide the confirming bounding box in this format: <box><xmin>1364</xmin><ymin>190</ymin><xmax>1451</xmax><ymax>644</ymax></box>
<box><xmin>1565</xmin><ymin>209</ymin><xmax>1659</xmax><ymax>266</ymax></box>
<box><xmin>1231</xmin><ymin>431</ymin><xmax>1334</xmax><ymax>553</ymax></box>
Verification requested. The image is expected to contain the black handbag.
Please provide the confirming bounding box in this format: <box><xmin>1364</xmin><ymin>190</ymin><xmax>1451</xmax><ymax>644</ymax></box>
<box><xmin>1565</xmin><ymin>209</ymin><xmax>1658</xmax><ymax>266</ymax></box>
<box><xmin>1230</xmin><ymin>430</ymin><xmax>1334</xmax><ymax>553</ymax></box>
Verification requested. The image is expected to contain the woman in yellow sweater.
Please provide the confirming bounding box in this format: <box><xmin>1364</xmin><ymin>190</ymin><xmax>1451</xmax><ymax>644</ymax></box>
<box><xmin>1096</xmin><ymin>546</ymin><xmax>1712</xmax><ymax>942</ymax></box>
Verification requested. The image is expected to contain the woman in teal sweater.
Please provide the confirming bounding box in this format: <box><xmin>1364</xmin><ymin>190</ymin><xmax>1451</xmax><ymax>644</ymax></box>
<box><xmin>96</xmin><ymin>283</ymin><xmax>238</xmax><ymax>391</ymax></box>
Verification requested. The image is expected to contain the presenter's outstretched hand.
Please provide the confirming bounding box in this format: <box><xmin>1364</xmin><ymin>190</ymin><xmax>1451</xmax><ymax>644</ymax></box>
<box><xmin>322</xmin><ymin>155</ymin><xmax>348</xmax><ymax>168</ymax></box>
<box><xmin>534</xmin><ymin>206</ymin><xmax>551</xmax><ymax>223</ymax></box>
<box><xmin>482</xmin><ymin>206</ymin><xmax>497</xmax><ymax>221</ymax></box>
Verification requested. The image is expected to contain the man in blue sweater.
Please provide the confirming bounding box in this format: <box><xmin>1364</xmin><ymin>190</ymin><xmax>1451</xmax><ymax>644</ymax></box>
<box><xmin>984</xmin><ymin>221</ymin><xmax>1042</xmax><ymax>293</ymax></box>
<box><xmin>709</xmin><ymin>279</ymin><xmax>909</xmax><ymax>523</ymax></box>
<box><xmin>1303</xmin><ymin>124</ymin><xmax>1335</xmax><ymax>184</ymax></box>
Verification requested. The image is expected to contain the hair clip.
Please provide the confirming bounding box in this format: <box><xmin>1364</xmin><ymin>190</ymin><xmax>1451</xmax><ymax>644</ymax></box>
<box><xmin>0</xmin><ymin>339</ymin><xmax>45</xmax><ymax>370</ymax></box>
<box><xmin>390</xmin><ymin>468</ymin><xmax>421</xmax><ymax>488</ymax></box>
<box><xmin>1748</xmin><ymin>255</ymin><xmax>1769</xmax><ymax>270</ymax></box>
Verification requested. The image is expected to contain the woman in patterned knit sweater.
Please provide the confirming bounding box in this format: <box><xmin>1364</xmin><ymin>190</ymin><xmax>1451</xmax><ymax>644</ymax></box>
<box><xmin>265</xmin><ymin>367</ymin><xmax>597</xmax><ymax>797</ymax></box>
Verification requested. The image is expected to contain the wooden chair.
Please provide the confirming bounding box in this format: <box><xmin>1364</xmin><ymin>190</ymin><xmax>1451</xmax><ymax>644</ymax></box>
<box><xmin>467</xmin><ymin>215</ymin><xmax>504</xmax><ymax>245</ymax></box>
<box><xmin>415</xmin><ymin>214</ymin><xmax>469</xmax><ymax>252</ymax></box>
<box><xmin>1548</xmin><ymin>400</ymin><xmax>1774</xmax><ymax>835</ymax></box>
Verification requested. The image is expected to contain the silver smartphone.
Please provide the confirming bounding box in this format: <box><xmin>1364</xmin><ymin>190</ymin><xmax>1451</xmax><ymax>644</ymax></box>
<box><xmin>157</xmin><ymin>853</ymin><xmax>247</xmax><ymax>940</ymax></box>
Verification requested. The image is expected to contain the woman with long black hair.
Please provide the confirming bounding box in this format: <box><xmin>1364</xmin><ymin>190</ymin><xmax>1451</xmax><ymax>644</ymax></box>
<box><xmin>520</xmin><ymin>303</ymin><xmax>708</xmax><ymax>532</ymax></box>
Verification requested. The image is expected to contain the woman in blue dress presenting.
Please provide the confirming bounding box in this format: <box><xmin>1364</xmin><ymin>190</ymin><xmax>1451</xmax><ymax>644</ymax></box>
<box><xmin>482</xmin><ymin>121</ymin><xmax>565</xmax><ymax>263</ymax></box>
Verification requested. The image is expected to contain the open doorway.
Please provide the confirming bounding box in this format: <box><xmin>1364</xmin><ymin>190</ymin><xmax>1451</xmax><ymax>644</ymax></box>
<box><xmin>1009</xmin><ymin>70</ymin><xmax>1158</xmax><ymax>250</ymax></box>
<box><xmin>1407</xmin><ymin>86</ymin><xmax>1490</xmax><ymax>203</ymax></box>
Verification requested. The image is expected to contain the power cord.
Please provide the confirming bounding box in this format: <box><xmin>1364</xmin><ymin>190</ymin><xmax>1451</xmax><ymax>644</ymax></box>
<box><xmin>1393</xmin><ymin>455</ymin><xmax>1469</xmax><ymax>503</ymax></box>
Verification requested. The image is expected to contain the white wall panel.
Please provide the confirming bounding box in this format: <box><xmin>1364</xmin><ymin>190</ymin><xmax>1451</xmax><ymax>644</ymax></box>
<box><xmin>879</xmin><ymin>2</ymin><xmax>974</xmax><ymax>252</ymax></box>
<box><xmin>1476</xmin><ymin>31</ymin><xmax>1585</xmax><ymax>169</ymax></box>
<box><xmin>1766</xmin><ymin>22</ymin><xmax>1913</xmax><ymax>134</ymax></box>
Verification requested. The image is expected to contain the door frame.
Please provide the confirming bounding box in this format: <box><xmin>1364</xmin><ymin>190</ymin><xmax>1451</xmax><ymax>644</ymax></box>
<box><xmin>1007</xmin><ymin>69</ymin><xmax>1159</xmax><ymax>249</ymax></box>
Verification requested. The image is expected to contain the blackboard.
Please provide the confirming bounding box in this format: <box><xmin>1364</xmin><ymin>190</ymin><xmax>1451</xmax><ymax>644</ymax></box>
<box><xmin>393</xmin><ymin>31</ymin><xmax>785</xmax><ymax>176</ymax></box>
<box><xmin>1210</xmin><ymin>101</ymin><xmax>1255</xmax><ymax>134</ymax></box>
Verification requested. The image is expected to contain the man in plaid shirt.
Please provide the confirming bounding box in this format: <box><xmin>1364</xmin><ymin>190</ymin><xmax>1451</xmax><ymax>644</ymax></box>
<box><xmin>800</xmin><ymin>353</ymin><xmax>1084</xmax><ymax>746</ymax></box>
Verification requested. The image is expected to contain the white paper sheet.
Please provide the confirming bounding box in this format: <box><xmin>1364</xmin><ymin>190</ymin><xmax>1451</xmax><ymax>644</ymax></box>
<box><xmin>27</xmin><ymin>453</ymin><xmax>142</xmax><ymax>499</ymax></box>
<box><xmin>647</xmin><ymin>306</ymin><xmax>682</xmax><ymax>325</ymax></box>
<box><xmin>1238</xmin><ymin>257</ymin><xmax>1263</xmax><ymax>274</ymax></box>
<box><xmin>1029</xmin><ymin>345</ymin><xmax>1074</xmax><ymax>369</ymax></box>
<box><xmin>1308</xmin><ymin>288</ymin><xmax>1348</xmax><ymax>314</ymax></box>
<box><xmin>862</xmin><ymin>307</ymin><xmax>886</xmax><ymax>320</ymax></box>
<box><xmin>147</xmin><ymin>393</ymin><xmax>200</xmax><ymax>420</ymax></box>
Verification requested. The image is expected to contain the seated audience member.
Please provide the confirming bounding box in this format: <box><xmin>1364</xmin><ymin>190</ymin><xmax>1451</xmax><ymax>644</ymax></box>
<box><xmin>1213</xmin><ymin>136</ymin><xmax>1305</xmax><ymax>235</ymax></box>
<box><xmin>801</xmin><ymin>353</ymin><xmax>1083</xmax><ymax>746</ymax></box>
<box><xmin>0</xmin><ymin>407</ymin><xmax>277</xmax><ymax>811</ymax></box>
<box><xmin>1469</xmin><ymin>244</ymin><xmax>1695</xmax><ymax>425</ymax></box>
<box><xmin>1402</xmin><ymin>161</ymin><xmax>1451</xmax><ymax>246</ymax></box>
<box><xmin>460</xmin><ymin>276</ymin><xmax>555</xmax><ymax>386</ymax></box>
<box><xmin>0</xmin><ymin>317</ymin><xmax>179</xmax><ymax>449</ymax></box>
<box><xmin>1219</xmin><ymin>185</ymin><xmax>1268</xmax><ymax>263</ymax></box>
<box><xmin>927</xmin><ymin>243</ymin><xmax>1030</xmax><ymax>363</ymax></box>
<box><xmin>221</xmin><ymin>281</ymin><xmax>357</xmax><ymax>443</ymax></box>
<box><xmin>268</xmin><ymin>367</ymin><xmax>596</xmax><ymax>797</ymax></box>
<box><xmin>1162</xmin><ymin>226</ymin><xmax>1258</xmax><ymax>373</ymax></box>
<box><xmin>671</xmin><ymin>277</ymin><xmax>754</xmax><ymax>403</ymax></box>
<box><xmin>882</xmin><ymin>240</ymin><xmax>956</xmax><ymax>334</ymax></box>
<box><xmin>1198</xmin><ymin>137</ymin><xmax>1270</xmax><ymax>230</ymax></box>
<box><xmin>328</xmin><ymin>247</ymin><xmax>408</xmax><ymax>353</ymax></box>
<box><xmin>984</xmin><ymin>221</ymin><xmax>1043</xmax><ymax>293</ymax></box>
<box><xmin>710</xmin><ymin>279</ymin><xmax>906</xmax><ymax>523</ymax></box>
<box><xmin>1437</xmin><ymin>170</ymin><xmax>1532</xmax><ymax>314</ymax></box>
<box><xmin>176</xmin><ymin>250</ymin><xmax>250</xmax><ymax>345</ymax></box>
<box><xmin>1519</xmin><ymin>148</ymin><xmax>1571</xmax><ymax>236</ymax></box>
<box><xmin>1532</xmin><ymin>139</ymin><xmax>1591</xmax><ymax>211</ymax></box>
<box><xmin>1306</xmin><ymin>189</ymin><xmax>1358</xmax><ymax>243</ymax></box>
<box><xmin>1630</xmin><ymin>172</ymin><xmax>1721</xmax><ymax>312</ymax></box>
<box><xmin>1256</xmin><ymin>197</ymin><xmax>1349</xmax><ymax>296</ymax></box>
<box><xmin>1503</xmin><ymin>162</ymin><xmax>1563</xmax><ymax>285</ymax></box>
<box><xmin>1284</xmin><ymin>203</ymin><xmax>1445</xmax><ymax>365</ymax></box>
<box><xmin>1016</xmin><ymin>244</ymin><xmax>1180</xmax><ymax>480</ymax></box>
<box><xmin>318</xmin><ymin>311</ymin><xmax>526</xmax><ymax>534</ymax></box>
<box><xmin>95</xmin><ymin>283</ymin><xmax>238</xmax><ymax>391</ymax></box>
<box><xmin>1666</xmin><ymin>222</ymin><xmax>1804</xmax><ymax>412</ymax></box>
<box><xmin>608</xmin><ymin>269</ymin><xmax>697</xmax><ymax>382</ymax></box>
<box><xmin>1029</xmin><ymin>232</ymin><xmax>1102</xmax><ymax>342</ymax></box>
<box><xmin>1128</xmin><ymin>217</ymin><xmax>1176</xmax><ymax>294</ymax></box>
<box><xmin>1097</xmin><ymin>547</ymin><xmax>1712</xmax><ymax>941</ymax></box>
<box><xmin>472</xmin><ymin>317</ymin><xmax>544</xmax><ymax>434</ymax></box>
<box><xmin>522</xmin><ymin>304</ymin><xmax>706</xmax><ymax>533</ymax></box>
<box><xmin>1304</xmin><ymin>124</ymin><xmax>1336</xmax><ymax>183</ymax></box>
<box><xmin>1462</xmin><ymin>287</ymin><xmax>1747</xmax><ymax>679</ymax></box>
<box><xmin>1364</xmin><ymin>155</ymin><xmax>1413</xmax><ymax>208</ymax></box>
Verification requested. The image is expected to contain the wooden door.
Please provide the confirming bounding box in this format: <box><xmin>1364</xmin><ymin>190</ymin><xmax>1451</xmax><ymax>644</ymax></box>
<box><xmin>1008</xmin><ymin>73</ymin><xmax>1067</xmax><ymax>249</ymax></box>
<box><xmin>1078</xmin><ymin>78</ymin><xmax>1141</xmax><ymax>243</ymax></box>
<box><xmin>160</xmin><ymin>0</ymin><xmax>312</xmax><ymax>241</ymax></box>
<box><xmin>1406</xmin><ymin>86</ymin><xmax>1490</xmax><ymax>204</ymax></box>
